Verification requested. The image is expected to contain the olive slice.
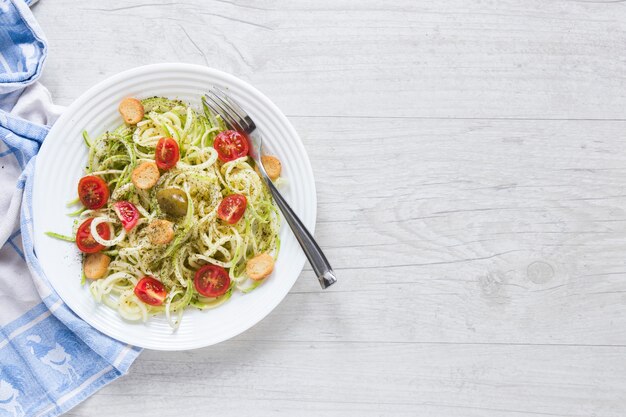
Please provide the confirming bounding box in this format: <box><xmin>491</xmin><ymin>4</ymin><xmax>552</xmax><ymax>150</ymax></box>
<box><xmin>156</xmin><ymin>188</ymin><xmax>188</xmax><ymax>218</ymax></box>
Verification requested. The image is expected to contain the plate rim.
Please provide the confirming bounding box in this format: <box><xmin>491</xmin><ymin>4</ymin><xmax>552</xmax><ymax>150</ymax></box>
<box><xmin>32</xmin><ymin>63</ymin><xmax>316</xmax><ymax>350</ymax></box>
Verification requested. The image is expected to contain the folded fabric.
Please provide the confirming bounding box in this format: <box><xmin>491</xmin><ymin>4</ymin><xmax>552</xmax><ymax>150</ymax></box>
<box><xmin>0</xmin><ymin>1</ymin><xmax>141</xmax><ymax>416</ymax></box>
<box><xmin>0</xmin><ymin>0</ymin><xmax>45</xmax><ymax>97</ymax></box>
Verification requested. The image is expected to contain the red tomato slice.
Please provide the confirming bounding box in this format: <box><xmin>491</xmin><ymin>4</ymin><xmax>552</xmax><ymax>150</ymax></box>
<box><xmin>194</xmin><ymin>264</ymin><xmax>231</xmax><ymax>297</ymax></box>
<box><xmin>213</xmin><ymin>130</ymin><xmax>249</xmax><ymax>162</ymax></box>
<box><xmin>217</xmin><ymin>194</ymin><xmax>247</xmax><ymax>224</ymax></box>
<box><xmin>155</xmin><ymin>137</ymin><xmax>180</xmax><ymax>170</ymax></box>
<box><xmin>78</xmin><ymin>176</ymin><xmax>109</xmax><ymax>209</ymax></box>
<box><xmin>113</xmin><ymin>201</ymin><xmax>140</xmax><ymax>231</ymax></box>
<box><xmin>134</xmin><ymin>276</ymin><xmax>168</xmax><ymax>306</ymax></box>
<box><xmin>76</xmin><ymin>218</ymin><xmax>110</xmax><ymax>253</ymax></box>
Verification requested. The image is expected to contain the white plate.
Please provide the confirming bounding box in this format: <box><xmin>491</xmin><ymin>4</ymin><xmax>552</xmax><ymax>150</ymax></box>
<box><xmin>33</xmin><ymin>63</ymin><xmax>316</xmax><ymax>350</ymax></box>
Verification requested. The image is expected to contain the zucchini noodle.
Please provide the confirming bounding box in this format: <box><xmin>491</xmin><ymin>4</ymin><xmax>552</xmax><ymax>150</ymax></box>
<box><xmin>75</xmin><ymin>97</ymin><xmax>280</xmax><ymax>329</ymax></box>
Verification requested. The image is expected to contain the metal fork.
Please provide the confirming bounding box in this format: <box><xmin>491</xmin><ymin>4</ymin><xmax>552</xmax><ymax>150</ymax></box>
<box><xmin>203</xmin><ymin>88</ymin><xmax>337</xmax><ymax>289</ymax></box>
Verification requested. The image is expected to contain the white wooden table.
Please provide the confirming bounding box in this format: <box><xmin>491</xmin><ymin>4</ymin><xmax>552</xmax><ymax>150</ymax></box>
<box><xmin>33</xmin><ymin>1</ymin><xmax>626</xmax><ymax>415</ymax></box>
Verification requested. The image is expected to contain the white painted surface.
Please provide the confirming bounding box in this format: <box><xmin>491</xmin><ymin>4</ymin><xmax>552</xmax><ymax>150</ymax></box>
<box><xmin>32</xmin><ymin>0</ymin><xmax>626</xmax><ymax>415</ymax></box>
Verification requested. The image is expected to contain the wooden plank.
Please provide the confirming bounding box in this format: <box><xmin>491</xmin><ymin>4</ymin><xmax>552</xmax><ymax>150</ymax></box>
<box><xmin>66</xmin><ymin>342</ymin><xmax>626</xmax><ymax>417</ymax></box>
<box><xmin>32</xmin><ymin>0</ymin><xmax>626</xmax><ymax>119</ymax></box>
<box><xmin>226</xmin><ymin>116</ymin><xmax>626</xmax><ymax>347</ymax></box>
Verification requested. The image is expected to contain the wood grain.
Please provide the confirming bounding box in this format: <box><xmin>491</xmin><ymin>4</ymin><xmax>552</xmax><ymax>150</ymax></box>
<box><xmin>68</xmin><ymin>343</ymin><xmax>626</xmax><ymax>417</ymax></box>
<box><xmin>30</xmin><ymin>0</ymin><xmax>626</xmax><ymax>415</ymax></box>
<box><xmin>35</xmin><ymin>0</ymin><xmax>626</xmax><ymax>119</ymax></box>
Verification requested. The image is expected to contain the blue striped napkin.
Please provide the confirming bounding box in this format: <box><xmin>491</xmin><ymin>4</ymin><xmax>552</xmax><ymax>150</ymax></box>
<box><xmin>0</xmin><ymin>1</ymin><xmax>141</xmax><ymax>416</ymax></box>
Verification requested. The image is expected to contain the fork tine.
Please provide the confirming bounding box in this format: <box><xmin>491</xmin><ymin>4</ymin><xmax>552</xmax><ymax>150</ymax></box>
<box><xmin>201</xmin><ymin>96</ymin><xmax>225</xmax><ymax>126</ymax></box>
<box><xmin>206</xmin><ymin>91</ymin><xmax>246</xmax><ymax>132</ymax></box>
<box><xmin>202</xmin><ymin>95</ymin><xmax>233</xmax><ymax>130</ymax></box>
<box><xmin>212</xmin><ymin>87</ymin><xmax>254</xmax><ymax>131</ymax></box>
<box><xmin>202</xmin><ymin>94</ymin><xmax>243</xmax><ymax>132</ymax></box>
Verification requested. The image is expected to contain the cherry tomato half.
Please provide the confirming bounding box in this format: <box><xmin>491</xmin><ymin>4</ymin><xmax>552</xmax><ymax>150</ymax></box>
<box><xmin>78</xmin><ymin>176</ymin><xmax>109</xmax><ymax>209</ymax></box>
<box><xmin>134</xmin><ymin>276</ymin><xmax>168</xmax><ymax>306</ymax></box>
<box><xmin>194</xmin><ymin>264</ymin><xmax>231</xmax><ymax>297</ymax></box>
<box><xmin>113</xmin><ymin>201</ymin><xmax>140</xmax><ymax>231</ymax></box>
<box><xmin>217</xmin><ymin>194</ymin><xmax>247</xmax><ymax>224</ymax></box>
<box><xmin>155</xmin><ymin>137</ymin><xmax>180</xmax><ymax>170</ymax></box>
<box><xmin>76</xmin><ymin>218</ymin><xmax>110</xmax><ymax>253</ymax></box>
<box><xmin>213</xmin><ymin>130</ymin><xmax>249</xmax><ymax>162</ymax></box>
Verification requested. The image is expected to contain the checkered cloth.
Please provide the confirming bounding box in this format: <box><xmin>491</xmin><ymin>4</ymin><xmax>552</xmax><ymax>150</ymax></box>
<box><xmin>0</xmin><ymin>1</ymin><xmax>141</xmax><ymax>416</ymax></box>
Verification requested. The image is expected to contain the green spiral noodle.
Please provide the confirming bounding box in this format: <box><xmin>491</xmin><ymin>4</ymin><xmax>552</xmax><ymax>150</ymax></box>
<box><xmin>80</xmin><ymin>97</ymin><xmax>280</xmax><ymax>328</ymax></box>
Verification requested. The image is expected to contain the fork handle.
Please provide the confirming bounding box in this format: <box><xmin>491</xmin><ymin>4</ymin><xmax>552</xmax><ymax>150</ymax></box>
<box><xmin>264</xmin><ymin>179</ymin><xmax>336</xmax><ymax>289</ymax></box>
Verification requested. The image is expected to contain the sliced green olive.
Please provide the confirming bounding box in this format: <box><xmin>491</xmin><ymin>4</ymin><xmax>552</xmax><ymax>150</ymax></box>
<box><xmin>156</xmin><ymin>188</ymin><xmax>188</xmax><ymax>217</ymax></box>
